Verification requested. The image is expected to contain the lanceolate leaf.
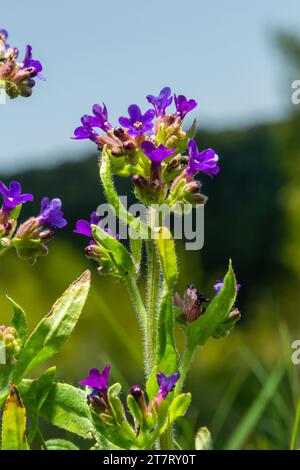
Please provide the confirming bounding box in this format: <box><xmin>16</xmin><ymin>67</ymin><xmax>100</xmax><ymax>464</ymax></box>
<box><xmin>155</xmin><ymin>227</ymin><xmax>178</xmax><ymax>288</ymax></box>
<box><xmin>92</xmin><ymin>225</ymin><xmax>135</xmax><ymax>276</ymax></box>
<box><xmin>40</xmin><ymin>382</ymin><xmax>96</xmax><ymax>440</ymax></box>
<box><xmin>147</xmin><ymin>285</ymin><xmax>178</xmax><ymax>399</ymax></box>
<box><xmin>19</xmin><ymin>367</ymin><xmax>56</xmax><ymax>442</ymax></box>
<box><xmin>168</xmin><ymin>393</ymin><xmax>191</xmax><ymax>424</ymax></box>
<box><xmin>187</xmin><ymin>260</ymin><xmax>237</xmax><ymax>346</ymax></box>
<box><xmin>12</xmin><ymin>271</ymin><xmax>91</xmax><ymax>384</ymax></box>
<box><xmin>1</xmin><ymin>383</ymin><xmax>29</xmax><ymax>450</ymax></box>
<box><xmin>8</xmin><ymin>296</ymin><xmax>28</xmax><ymax>346</ymax></box>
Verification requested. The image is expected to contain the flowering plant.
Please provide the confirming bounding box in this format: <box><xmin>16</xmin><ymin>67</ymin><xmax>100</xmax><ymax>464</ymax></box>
<box><xmin>0</xmin><ymin>29</ymin><xmax>241</xmax><ymax>451</ymax></box>
<box><xmin>0</xmin><ymin>28</ymin><xmax>44</xmax><ymax>99</ymax></box>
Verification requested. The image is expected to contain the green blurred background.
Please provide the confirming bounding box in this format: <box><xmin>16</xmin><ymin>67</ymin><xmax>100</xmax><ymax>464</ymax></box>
<box><xmin>1</xmin><ymin>4</ymin><xmax>300</xmax><ymax>449</ymax></box>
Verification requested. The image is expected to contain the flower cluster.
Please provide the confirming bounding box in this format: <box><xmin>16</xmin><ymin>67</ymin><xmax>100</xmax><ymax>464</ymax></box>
<box><xmin>74</xmin><ymin>87</ymin><xmax>220</xmax><ymax>206</ymax></box>
<box><xmin>0</xmin><ymin>179</ymin><xmax>66</xmax><ymax>263</ymax></box>
<box><xmin>0</xmin><ymin>28</ymin><xmax>44</xmax><ymax>99</ymax></box>
<box><xmin>80</xmin><ymin>363</ymin><xmax>180</xmax><ymax>421</ymax></box>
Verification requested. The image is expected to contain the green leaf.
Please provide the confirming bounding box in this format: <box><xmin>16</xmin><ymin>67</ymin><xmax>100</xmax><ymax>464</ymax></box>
<box><xmin>1</xmin><ymin>384</ymin><xmax>29</xmax><ymax>450</ymax></box>
<box><xmin>45</xmin><ymin>439</ymin><xmax>79</xmax><ymax>450</ymax></box>
<box><xmin>12</xmin><ymin>271</ymin><xmax>91</xmax><ymax>384</ymax></box>
<box><xmin>225</xmin><ymin>365</ymin><xmax>285</xmax><ymax>450</ymax></box>
<box><xmin>39</xmin><ymin>382</ymin><xmax>96</xmax><ymax>439</ymax></box>
<box><xmin>155</xmin><ymin>227</ymin><xmax>178</xmax><ymax>288</ymax></box>
<box><xmin>107</xmin><ymin>383</ymin><xmax>125</xmax><ymax>425</ymax></box>
<box><xmin>19</xmin><ymin>367</ymin><xmax>56</xmax><ymax>442</ymax></box>
<box><xmin>147</xmin><ymin>285</ymin><xmax>178</xmax><ymax>399</ymax></box>
<box><xmin>195</xmin><ymin>427</ymin><xmax>213</xmax><ymax>450</ymax></box>
<box><xmin>188</xmin><ymin>260</ymin><xmax>237</xmax><ymax>346</ymax></box>
<box><xmin>92</xmin><ymin>225</ymin><xmax>135</xmax><ymax>277</ymax></box>
<box><xmin>129</xmin><ymin>228</ymin><xmax>143</xmax><ymax>273</ymax></box>
<box><xmin>8</xmin><ymin>296</ymin><xmax>28</xmax><ymax>346</ymax></box>
<box><xmin>168</xmin><ymin>393</ymin><xmax>191</xmax><ymax>424</ymax></box>
<box><xmin>9</xmin><ymin>204</ymin><xmax>22</xmax><ymax>223</ymax></box>
<box><xmin>127</xmin><ymin>394</ymin><xmax>143</xmax><ymax>427</ymax></box>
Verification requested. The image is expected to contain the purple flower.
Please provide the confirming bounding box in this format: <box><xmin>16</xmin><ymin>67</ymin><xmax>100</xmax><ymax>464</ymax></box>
<box><xmin>21</xmin><ymin>45</ymin><xmax>45</xmax><ymax>81</ymax></box>
<box><xmin>174</xmin><ymin>94</ymin><xmax>197</xmax><ymax>119</ymax></box>
<box><xmin>80</xmin><ymin>364</ymin><xmax>110</xmax><ymax>398</ymax></box>
<box><xmin>90</xmin><ymin>103</ymin><xmax>111</xmax><ymax>132</ymax></box>
<box><xmin>146</xmin><ymin>87</ymin><xmax>172</xmax><ymax>116</ymax></box>
<box><xmin>214</xmin><ymin>279</ymin><xmax>241</xmax><ymax>294</ymax></box>
<box><xmin>141</xmin><ymin>141</ymin><xmax>175</xmax><ymax>164</ymax></box>
<box><xmin>187</xmin><ymin>139</ymin><xmax>219</xmax><ymax>177</ymax></box>
<box><xmin>74</xmin><ymin>212</ymin><xmax>101</xmax><ymax>239</ymax></box>
<box><xmin>156</xmin><ymin>371</ymin><xmax>180</xmax><ymax>400</ymax></box>
<box><xmin>0</xmin><ymin>180</ymin><xmax>33</xmax><ymax>214</ymax></box>
<box><xmin>37</xmin><ymin>197</ymin><xmax>67</xmax><ymax>229</ymax></box>
<box><xmin>72</xmin><ymin>120</ymin><xmax>99</xmax><ymax>141</ymax></box>
<box><xmin>73</xmin><ymin>103</ymin><xmax>111</xmax><ymax>141</ymax></box>
<box><xmin>119</xmin><ymin>104</ymin><xmax>155</xmax><ymax>136</ymax></box>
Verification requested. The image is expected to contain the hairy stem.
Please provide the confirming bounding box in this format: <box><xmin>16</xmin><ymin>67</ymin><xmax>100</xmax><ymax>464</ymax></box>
<box><xmin>146</xmin><ymin>239</ymin><xmax>161</xmax><ymax>375</ymax></box>
<box><xmin>125</xmin><ymin>273</ymin><xmax>148</xmax><ymax>370</ymax></box>
<box><xmin>159</xmin><ymin>425</ymin><xmax>174</xmax><ymax>450</ymax></box>
<box><xmin>174</xmin><ymin>342</ymin><xmax>196</xmax><ymax>395</ymax></box>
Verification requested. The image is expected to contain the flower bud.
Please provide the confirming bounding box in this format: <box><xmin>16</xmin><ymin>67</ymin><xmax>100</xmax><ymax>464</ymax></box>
<box><xmin>0</xmin><ymin>325</ymin><xmax>22</xmax><ymax>359</ymax></box>
<box><xmin>16</xmin><ymin>217</ymin><xmax>39</xmax><ymax>240</ymax></box>
<box><xmin>130</xmin><ymin>385</ymin><xmax>148</xmax><ymax>416</ymax></box>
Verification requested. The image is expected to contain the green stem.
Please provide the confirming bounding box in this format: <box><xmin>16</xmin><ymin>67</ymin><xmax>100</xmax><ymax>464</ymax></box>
<box><xmin>146</xmin><ymin>239</ymin><xmax>161</xmax><ymax>375</ymax></box>
<box><xmin>159</xmin><ymin>425</ymin><xmax>174</xmax><ymax>450</ymax></box>
<box><xmin>125</xmin><ymin>273</ymin><xmax>148</xmax><ymax>370</ymax></box>
<box><xmin>125</xmin><ymin>273</ymin><xmax>147</xmax><ymax>329</ymax></box>
<box><xmin>174</xmin><ymin>342</ymin><xmax>196</xmax><ymax>395</ymax></box>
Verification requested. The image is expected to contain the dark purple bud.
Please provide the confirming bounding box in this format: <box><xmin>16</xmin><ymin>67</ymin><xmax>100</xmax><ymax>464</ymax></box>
<box><xmin>130</xmin><ymin>385</ymin><xmax>148</xmax><ymax>415</ymax></box>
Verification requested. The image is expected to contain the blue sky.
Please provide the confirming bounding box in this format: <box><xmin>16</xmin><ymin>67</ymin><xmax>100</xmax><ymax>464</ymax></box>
<box><xmin>0</xmin><ymin>0</ymin><xmax>299</xmax><ymax>173</ymax></box>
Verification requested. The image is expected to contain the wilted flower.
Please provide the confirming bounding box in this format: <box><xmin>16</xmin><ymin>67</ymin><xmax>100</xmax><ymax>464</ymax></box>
<box><xmin>186</xmin><ymin>139</ymin><xmax>219</xmax><ymax>177</ymax></box>
<box><xmin>146</xmin><ymin>87</ymin><xmax>173</xmax><ymax>117</ymax></box>
<box><xmin>174</xmin><ymin>284</ymin><xmax>209</xmax><ymax>324</ymax></box>
<box><xmin>119</xmin><ymin>105</ymin><xmax>155</xmax><ymax>136</ymax></box>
